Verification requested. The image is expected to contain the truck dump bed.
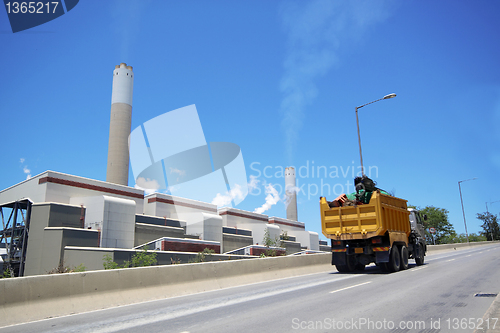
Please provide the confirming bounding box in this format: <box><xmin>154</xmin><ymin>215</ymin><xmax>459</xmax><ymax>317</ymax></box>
<box><xmin>320</xmin><ymin>191</ymin><xmax>410</xmax><ymax>240</ymax></box>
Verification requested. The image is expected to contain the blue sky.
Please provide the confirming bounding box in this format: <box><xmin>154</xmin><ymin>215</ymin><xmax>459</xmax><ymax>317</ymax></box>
<box><xmin>1</xmin><ymin>0</ymin><xmax>499</xmax><ymax>241</ymax></box>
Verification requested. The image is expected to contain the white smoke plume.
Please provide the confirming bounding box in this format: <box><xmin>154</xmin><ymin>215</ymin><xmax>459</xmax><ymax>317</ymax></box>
<box><xmin>279</xmin><ymin>0</ymin><xmax>392</xmax><ymax>162</ymax></box>
<box><xmin>211</xmin><ymin>175</ymin><xmax>259</xmax><ymax>208</ymax></box>
<box><xmin>211</xmin><ymin>184</ymin><xmax>245</xmax><ymax>207</ymax></box>
<box><xmin>284</xmin><ymin>185</ymin><xmax>300</xmax><ymax>208</ymax></box>
<box><xmin>247</xmin><ymin>175</ymin><xmax>260</xmax><ymax>192</ymax></box>
<box><xmin>254</xmin><ymin>183</ymin><xmax>281</xmax><ymax>214</ymax></box>
<box><xmin>111</xmin><ymin>0</ymin><xmax>151</xmax><ymax>60</ymax></box>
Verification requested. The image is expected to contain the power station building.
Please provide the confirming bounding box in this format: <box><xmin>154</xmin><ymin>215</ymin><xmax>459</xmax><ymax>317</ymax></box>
<box><xmin>0</xmin><ymin>64</ymin><xmax>324</xmax><ymax>277</ymax></box>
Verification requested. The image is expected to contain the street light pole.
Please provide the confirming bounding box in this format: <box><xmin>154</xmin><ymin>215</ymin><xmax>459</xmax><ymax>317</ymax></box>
<box><xmin>355</xmin><ymin>106</ymin><xmax>364</xmax><ymax>176</ymax></box>
<box><xmin>458</xmin><ymin>177</ymin><xmax>477</xmax><ymax>244</ymax></box>
<box><xmin>356</xmin><ymin>93</ymin><xmax>396</xmax><ymax>176</ymax></box>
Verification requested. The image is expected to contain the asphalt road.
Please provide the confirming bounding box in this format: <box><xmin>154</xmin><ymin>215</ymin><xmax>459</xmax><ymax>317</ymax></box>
<box><xmin>2</xmin><ymin>244</ymin><xmax>500</xmax><ymax>333</ymax></box>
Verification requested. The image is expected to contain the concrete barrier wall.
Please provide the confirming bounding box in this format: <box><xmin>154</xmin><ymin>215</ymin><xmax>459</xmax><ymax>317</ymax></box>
<box><xmin>0</xmin><ymin>253</ymin><xmax>331</xmax><ymax>327</ymax></box>
<box><xmin>427</xmin><ymin>240</ymin><xmax>499</xmax><ymax>252</ymax></box>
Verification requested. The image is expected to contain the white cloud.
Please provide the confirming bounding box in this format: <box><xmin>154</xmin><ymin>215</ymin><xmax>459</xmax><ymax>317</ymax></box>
<box><xmin>254</xmin><ymin>183</ymin><xmax>281</xmax><ymax>214</ymax></box>
<box><xmin>134</xmin><ymin>177</ymin><xmax>160</xmax><ymax>195</ymax></box>
<box><xmin>166</xmin><ymin>185</ymin><xmax>180</xmax><ymax>194</ymax></box>
<box><xmin>169</xmin><ymin>168</ymin><xmax>186</xmax><ymax>182</ymax></box>
<box><xmin>20</xmin><ymin>158</ymin><xmax>31</xmax><ymax>179</ymax></box>
<box><xmin>23</xmin><ymin>166</ymin><xmax>31</xmax><ymax>180</ymax></box>
<box><xmin>170</xmin><ymin>168</ymin><xmax>185</xmax><ymax>176</ymax></box>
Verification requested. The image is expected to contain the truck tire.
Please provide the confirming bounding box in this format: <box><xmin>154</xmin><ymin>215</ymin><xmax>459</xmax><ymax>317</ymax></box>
<box><xmin>335</xmin><ymin>263</ymin><xmax>356</xmax><ymax>273</ymax></box>
<box><xmin>387</xmin><ymin>246</ymin><xmax>400</xmax><ymax>272</ymax></box>
<box><xmin>415</xmin><ymin>243</ymin><xmax>425</xmax><ymax>266</ymax></box>
<box><xmin>400</xmin><ymin>245</ymin><xmax>409</xmax><ymax>270</ymax></box>
<box><xmin>335</xmin><ymin>255</ymin><xmax>356</xmax><ymax>273</ymax></box>
<box><xmin>355</xmin><ymin>263</ymin><xmax>366</xmax><ymax>271</ymax></box>
<box><xmin>335</xmin><ymin>264</ymin><xmax>348</xmax><ymax>272</ymax></box>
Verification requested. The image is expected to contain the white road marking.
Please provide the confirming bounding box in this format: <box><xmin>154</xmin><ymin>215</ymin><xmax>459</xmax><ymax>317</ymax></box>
<box><xmin>446</xmin><ymin>259</ymin><xmax>456</xmax><ymax>262</ymax></box>
<box><xmin>330</xmin><ymin>281</ymin><xmax>372</xmax><ymax>294</ymax></box>
<box><xmin>409</xmin><ymin>266</ymin><xmax>427</xmax><ymax>272</ymax></box>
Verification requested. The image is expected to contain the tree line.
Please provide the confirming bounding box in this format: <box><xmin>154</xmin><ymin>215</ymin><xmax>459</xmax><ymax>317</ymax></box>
<box><xmin>409</xmin><ymin>205</ymin><xmax>499</xmax><ymax>244</ymax></box>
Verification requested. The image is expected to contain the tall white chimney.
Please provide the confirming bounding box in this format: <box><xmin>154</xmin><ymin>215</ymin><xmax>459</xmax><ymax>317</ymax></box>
<box><xmin>285</xmin><ymin>167</ymin><xmax>298</xmax><ymax>221</ymax></box>
<box><xmin>106</xmin><ymin>63</ymin><xmax>134</xmax><ymax>186</ymax></box>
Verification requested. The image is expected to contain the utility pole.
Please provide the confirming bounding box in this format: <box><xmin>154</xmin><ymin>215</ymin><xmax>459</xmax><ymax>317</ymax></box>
<box><xmin>458</xmin><ymin>178</ymin><xmax>477</xmax><ymax>243</ymax></box>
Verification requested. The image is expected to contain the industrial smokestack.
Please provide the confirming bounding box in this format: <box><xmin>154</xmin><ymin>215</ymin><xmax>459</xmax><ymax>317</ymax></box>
<box><xmin>285</xmin><ymin>167</ymin><xmax>298</xmax><ymax>221</ymax></box>
<box><xmin>106</xmin><ymin>63</ymin><xmax>134</xmax><ymax>186</ymax></box>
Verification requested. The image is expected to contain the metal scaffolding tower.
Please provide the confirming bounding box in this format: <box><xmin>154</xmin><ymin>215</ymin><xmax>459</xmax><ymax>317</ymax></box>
<box><xmin>0</xmin><ymin>199</ymin><xmax>32</xmax><ymax>277</ymax></box>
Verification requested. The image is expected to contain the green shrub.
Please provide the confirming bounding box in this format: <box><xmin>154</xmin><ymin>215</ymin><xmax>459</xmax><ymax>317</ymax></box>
<box><xmin>103</xmin><ymin>247</ymin><xmax>157</xmax><ymax>269</ymax></box>
<box><xmin>1</xmin><ymin>269</ymin><xmax>12</xmax><ymax>279</ymax></box>
<box><xmin>189</xmin><ymin>248</ymin><xmax>215</xmax><ymax>263</ymax></box>
<box><xmin>48</xmin><ymin>262</ymin><xmax>86</xmax><ymax>274</ymax></box>
<box><xmin>128</xmin><ymin>247</ymin><xmax>158</xmax><ymax>267</ymax></box>
<box><xmin>103</xmin><ymin>254</ymin><xmax>120</xmax><ymax>270</ymax></box>
<box><xmin>262</xmin><ymin>229</ymin><xmax>284</xmax><ymax>257</ymax></box>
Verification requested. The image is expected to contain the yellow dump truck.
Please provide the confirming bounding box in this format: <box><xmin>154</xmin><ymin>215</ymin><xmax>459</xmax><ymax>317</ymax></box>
<box><xmin>320</xmin><ymin>190</ymin><xmax>427</xmax><ymax>272</ymax></box>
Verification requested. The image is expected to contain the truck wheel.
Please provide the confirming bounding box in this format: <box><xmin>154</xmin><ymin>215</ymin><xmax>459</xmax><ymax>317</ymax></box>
<box><xmin>379</xmin><ymin>263</ymin><xmax>389</xmax><ymax>272</ymax></box>
<box><xmin>355</xmin><ymin>263</ymin><xmax>365</xmax><ymax>271</ymax></box>
<box><xmin>415</xmin><ymin>243</ymin><xmax>425</xmax><ymax>266</ymax></box>
<box><xmin>400</xmin><ymin>245</ymin><xmax>409</xmax><ymax>270</ymax></box>
<box><xmin>335</xmin><ymin>264</ymin><xmax>348</xmax><ymax>272</ymax></box>
<box><xmin>335</xmin><ymin>264</ymin><xmax>355</xmax><ymax>273</ymax></box>
<box><xmin>388</xmin><ymin>246</ymin><xmax>400</xmax><ymax>272</ymax></box>
<box><xmin>336</xmin><ymin>255</ymin><xmax>356</xmax><ymax>273</ymax></box>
